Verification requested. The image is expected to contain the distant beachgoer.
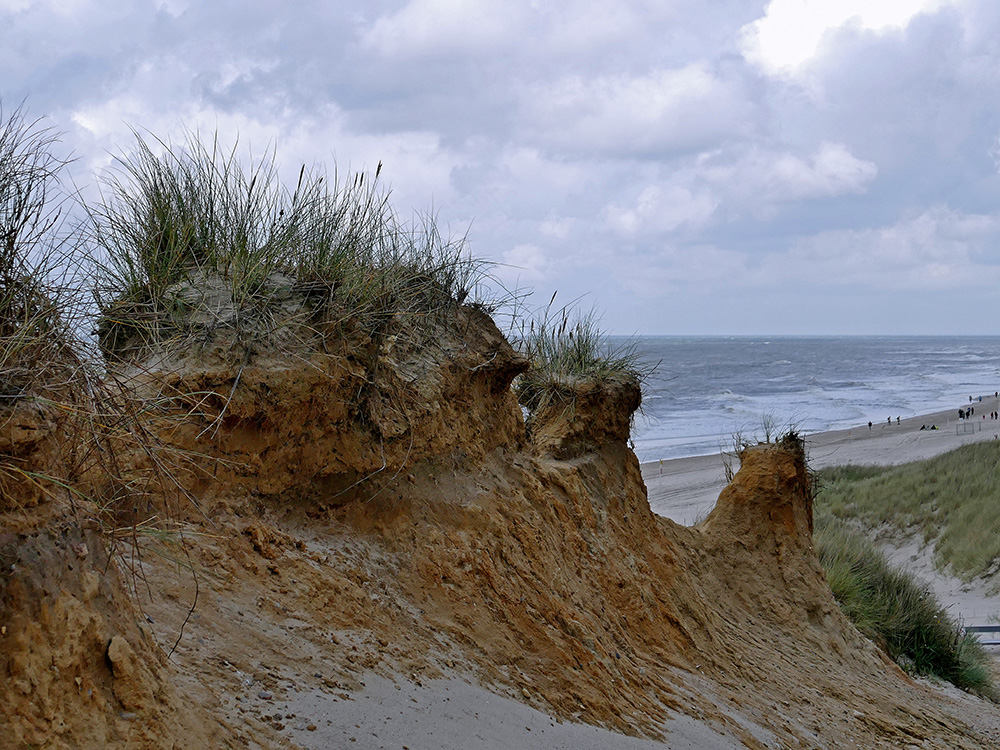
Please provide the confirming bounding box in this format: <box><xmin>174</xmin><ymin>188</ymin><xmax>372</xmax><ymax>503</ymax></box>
<box><xmin>970</xmin><ymin>396</ymin><xmax>974</xmax><ymax>402</ymax></box>
<box><xmin>931</xmin><ymin>425</ymin><xmax>937</xmax><ymax>430</ymax></box>
<box><xmin>959</xmin><ymin>409</ymin><xmax>965</xmax><ymax>420</ymax></box>
<box><xmin>896</xmin><ymin>416</ymin><xmax>900</xmax><ymax>425</ymax></box>
<box><xmin>868</xmin><ymin>421</ymin><xmax>872</xmax><ymax>430</ymax></box>
<box><xmin>920</xmin><ymin>424</ymin><xmax>926</xmax><ymax>430</ymax></box>
<box><xmin>887</xmin><ymin>417</ymin><xmax>892</xmax><ymax>426</ymax></box>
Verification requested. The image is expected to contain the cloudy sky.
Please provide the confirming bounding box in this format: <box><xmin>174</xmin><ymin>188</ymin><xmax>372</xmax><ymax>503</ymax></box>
<box><xmin>4</xmin><ymin>0</ymin><xmax>1000</xmax><ymax>335</ymax></box>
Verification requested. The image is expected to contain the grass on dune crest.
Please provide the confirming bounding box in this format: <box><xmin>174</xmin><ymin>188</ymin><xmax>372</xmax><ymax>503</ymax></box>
<box><xmin>815</xmin><ymin>441</ymin><xmax>1000</xmax><ymax>583</ymax></box>
<box><xmin>815</xmin><ymin>517</ymin><xmax>995</xmax><ymax>696</ymax></box>
<box><xmin>88</xmin><ymin>129</ymin><xmax>498</xmax><ymax>359</ymax></box>
<box><xmin>512</xmin><ymin>300</ymin><xmax>654</xmax><ymax>414</ymax></box>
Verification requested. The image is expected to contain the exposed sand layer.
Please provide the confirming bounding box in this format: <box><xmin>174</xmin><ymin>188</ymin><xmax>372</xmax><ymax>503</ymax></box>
<box><xmin>6</xmin><ymin>292</ymin><xmax>1000</xmax><ymax>749</ymax></box>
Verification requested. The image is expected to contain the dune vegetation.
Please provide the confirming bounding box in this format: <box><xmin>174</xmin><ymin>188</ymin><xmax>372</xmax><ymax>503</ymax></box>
<box><xmin>814</xmin><ymin>518</ymin><xmax>994</xmax><ymax>695</ymax></box>
<box><xmin>815</xmin><ymin>441</ymin><xmax>1000</xmax><ymax>582</ymax></box>
<box><xmin>513</xmin><ymin>300</ymin><xmax>651</xmax><ymax>415</ymax></box>
<box><xmin>813</xmin><ymin>444</ymin><xmax>1000</xmax><ymax>696</ymax></box>
<box><xmin>86</xmin><ymin>130</ymin><xmax>497</xmax><ymax>361</ymax></box>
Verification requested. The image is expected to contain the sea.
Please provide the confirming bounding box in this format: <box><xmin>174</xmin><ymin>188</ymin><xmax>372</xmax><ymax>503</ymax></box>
<box><xmin>625</xmin><ymin>336</ymin><xmax>1000</xmax><ymax>463</ymax></box>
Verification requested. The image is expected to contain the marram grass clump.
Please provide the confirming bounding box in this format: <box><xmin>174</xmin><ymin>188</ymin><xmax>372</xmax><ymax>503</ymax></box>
<box><xmin>513</xmin><ymin>302</ymin><xmax>652</xmax><ymax>414</ymax></box>
<box><xmin>87</xmin><ymin>130</ymin><xmax>495</xmax><ymax>359</ymax></box>
<box><xmin>815</xmin><ymin>516</ymin><xmax>995</xmax><ymax>697</ymax></box>
<box><xmin>0</xmin><ymin>102</ymin><xmax>80</xmax><ymax>401</ymax></box>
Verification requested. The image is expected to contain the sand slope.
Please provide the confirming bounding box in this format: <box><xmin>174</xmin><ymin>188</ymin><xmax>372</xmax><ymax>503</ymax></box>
<box><xmin>5</xmin><ymin>304</ymin><xmax>1000</xmax><ymax>748</ymax></box>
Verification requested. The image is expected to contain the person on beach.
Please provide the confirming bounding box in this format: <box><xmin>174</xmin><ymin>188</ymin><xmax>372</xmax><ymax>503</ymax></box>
<box><xmin>868</xmin><ymin>421</ymin><xmax>872</xmax><ymax>430</ymax></box>
<box><xmin>887</xmin><ymin>417</ymin><xmax>891</xmax><ymax>426</ymax></box>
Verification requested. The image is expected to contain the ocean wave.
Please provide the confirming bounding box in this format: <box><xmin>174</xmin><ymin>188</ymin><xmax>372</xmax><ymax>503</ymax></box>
<box><xmin>630</xmin><ymin>334</ymin><xmax>1000</xmax><ymax>460</ymax></box>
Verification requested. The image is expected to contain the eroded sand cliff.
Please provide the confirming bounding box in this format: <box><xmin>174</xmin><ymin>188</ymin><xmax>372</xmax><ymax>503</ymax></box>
<box><xmin>3</xmin><ymin>301</ymin><xmax>998</xmax><ymax>748</ymax></box>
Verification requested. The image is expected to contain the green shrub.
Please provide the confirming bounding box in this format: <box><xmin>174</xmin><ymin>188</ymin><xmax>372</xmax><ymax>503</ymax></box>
<box><xmin>815</xmin><ymin>516</ymin><xmax>994</xmax><ymax>696</ymax></box>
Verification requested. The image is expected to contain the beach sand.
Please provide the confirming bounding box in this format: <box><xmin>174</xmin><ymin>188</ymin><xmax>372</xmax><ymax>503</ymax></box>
<box><xmin>642</xmin><ymin>394</ymin><xmax>1000</xmax><ymax>527</ymax></box>
<box><xmin>262</xmin><ymin>674</ymin><xmax>746</xmax><ymax>750</ymax></box>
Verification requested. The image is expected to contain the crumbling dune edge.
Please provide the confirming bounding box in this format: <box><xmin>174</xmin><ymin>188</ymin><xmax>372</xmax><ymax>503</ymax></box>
<box><xmin>2</xmin><ymin>307</ymin><xmax>998</xmax><ymax>748</ymax></box>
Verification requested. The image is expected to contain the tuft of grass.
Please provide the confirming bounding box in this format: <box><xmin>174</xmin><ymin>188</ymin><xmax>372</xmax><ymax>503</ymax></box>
<box><xmin>721</xmin><ymin>415</ymin><xmax>802</xmax><ymax>482</ymax></box>
<box><xmin>815</xmin><ymin>442</ymin><xmax>1000</xmax><ymax>582</ymax></box>
<box><xmin>513</xmin><ymin>300</ymin><xmax>653</xmax><ymax>413</ymax></box>
<box><xmin>815</xmin><ymin>516</ymin><xmax>995</xmax><ymax>696</ymax></box>
<box><xmin>0</xmin><ymin>104</ymin><xmax>205</xmax><ymax>606</ymax></box>
<box><xmin>87</xmin><ymin>130</ymin><xmax>499</xmax><ymax>359</ymax></box>
<box><xmin>0</xmin><ymin>101</ymin><xmax>79</xmax><ymax>401</ymax></box>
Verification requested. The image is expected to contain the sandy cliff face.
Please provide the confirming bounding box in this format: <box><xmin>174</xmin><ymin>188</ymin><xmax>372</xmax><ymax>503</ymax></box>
<box><xmin>128</xmin><ymin>303</ymin><xmax>527</xmax><ymax>500</ymax></box>
<box><xmin>2</xmin><ymin>304</ymin><xmax>998</xmax><ymax>748</ymax></box>
<box><xmin>0</xmin><ymin>393</ymin><xmax>233</xmax><ymax>748</ymax></box>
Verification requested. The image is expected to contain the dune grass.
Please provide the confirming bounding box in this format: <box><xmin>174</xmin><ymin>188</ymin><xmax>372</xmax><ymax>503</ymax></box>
<box><xmin>513</xmin><ymin>300</ymin><xmax>653</xmax><ymax>413</ymax></box>
<box><xmin>87</xmin><ymin>130</ymin><xmax>495</xmax><ymax>358</ymax></box>
<box><xmin>0</xmin><ymin>102</ymin><xmax>81</xmax><ymax>401</ymax></box>
<box><xmin>0</xmin><ymin>104</ymin><xmax>202</xmax><ymax>554</ymax></box>
<box><xmin>814</xmin><ymin>516</ymin><xmax>994</xmax><ymax>695</ymax></box>
<box><xmin>815</xmin><ymin>441</ymin><xmax>1000</xmax><ymax>583</ymax></box>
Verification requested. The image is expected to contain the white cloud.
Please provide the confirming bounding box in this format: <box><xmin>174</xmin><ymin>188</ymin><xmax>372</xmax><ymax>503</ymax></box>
<box><xmin>763</xmin><ymin>206</ymin><xmax>1000</xmax><ymax>289</ymax></box>
<box><xmin>702</xmin><ymin>142</ymin><xmax>878</xmax><ymax>212</ymax></box>
<box><xmin>523</xmin><ymin>64</ymin><xmax>755</xmax><ymax>155</ymax></box>
<box><xmin>742</xmin><ymin>0</ymin><xmax>954</xmax><ymax>73</ymax></box>
<box><xmin>764</xmin><ymin>141</ymin><xmax>879</xmax><ymax>199</ymax></box>
<box><xmin>539</xmin><ymin>217</ymin><xmax>573</xmax><ymax>240</ymax></box>
<box><xmin>604</xmin><ymin>185</ymin><xmax>718</xmax><ymax>236</ymax></box>
<box><xmin>362</xmin><ymin>0</ymin><xmax>523</xmax><ymax>57</ymax></box>
<box><xmin>501</xmin><ymin>243</ymin><xmax>552</xmax><ymax>282</ymax></box>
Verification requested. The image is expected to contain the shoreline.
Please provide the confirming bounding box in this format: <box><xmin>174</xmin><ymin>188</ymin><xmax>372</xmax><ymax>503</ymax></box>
<box><xmin>641</xmin><ymin>394</ymin><xmax>1000</xmax><ymax>527</ymax></box>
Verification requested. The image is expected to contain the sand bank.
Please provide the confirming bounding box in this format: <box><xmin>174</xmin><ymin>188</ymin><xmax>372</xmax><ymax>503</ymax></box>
<box><xmin>642</xmin><ymin>394</ymin><xmax>1000</xmax><ymax>527</ymax></box>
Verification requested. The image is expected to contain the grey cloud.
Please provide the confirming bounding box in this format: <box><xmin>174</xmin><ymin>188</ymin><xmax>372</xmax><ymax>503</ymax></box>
<box><xmin>3</xmin><ymin>0</ymin><xmax>1000</xmax><ymax>333</ymax></box>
